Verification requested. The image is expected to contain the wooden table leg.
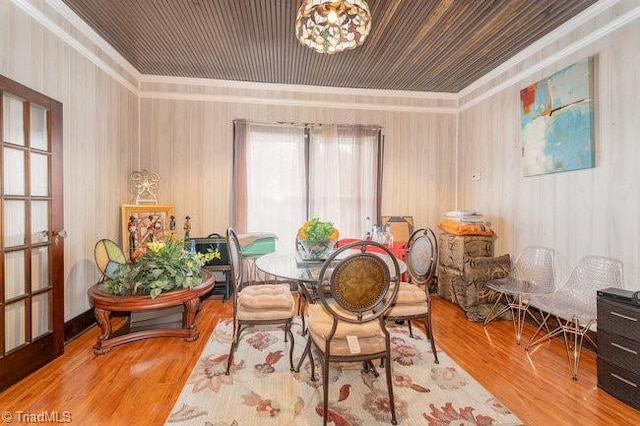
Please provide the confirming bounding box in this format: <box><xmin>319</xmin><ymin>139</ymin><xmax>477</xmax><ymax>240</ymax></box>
<box><xmin>93</xmin><ymin>307</ymin><xmax>113</xmax><ymax>355</ymax></box>
<box><xmin>183</xmin><ymin>298</ymin><xmax>201</xmax><ymax>341</ymax></box>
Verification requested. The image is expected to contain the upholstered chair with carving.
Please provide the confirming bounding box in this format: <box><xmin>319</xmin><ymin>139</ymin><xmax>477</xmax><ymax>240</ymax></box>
<box><xmin>295</xmin><ymin>240</ymin><xmax>402</xmax><ymax>425</ymax></box>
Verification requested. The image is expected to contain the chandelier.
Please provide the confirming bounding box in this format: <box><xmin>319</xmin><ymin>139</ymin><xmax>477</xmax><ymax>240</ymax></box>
<box><xmin>295</xmin><ymin>0</ymin><xmax>372</xmax><ymax>54</ymax></box>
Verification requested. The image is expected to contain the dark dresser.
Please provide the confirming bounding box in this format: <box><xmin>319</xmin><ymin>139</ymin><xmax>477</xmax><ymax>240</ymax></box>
<box><xmin>597</xmin><ymin>288</ymin><xmax>640</xmax><ymax>409</ymax></box>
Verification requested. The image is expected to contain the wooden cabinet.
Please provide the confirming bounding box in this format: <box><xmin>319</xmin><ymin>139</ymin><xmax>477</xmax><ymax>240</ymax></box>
<box><xmin>597</xmin><ymin>293</ymin><xmax>640</xmax><ymax>409</ymax></box>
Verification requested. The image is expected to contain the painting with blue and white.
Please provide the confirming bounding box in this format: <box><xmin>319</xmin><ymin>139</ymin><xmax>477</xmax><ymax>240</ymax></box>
<box><xmin>519</xmin><ymin>57</ymin><xmax>595</xmax><ymax>177</ymax></box>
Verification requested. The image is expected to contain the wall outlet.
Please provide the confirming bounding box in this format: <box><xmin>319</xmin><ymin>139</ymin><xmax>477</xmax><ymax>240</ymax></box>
<box><xmin>472</xmin><ymin>172</ymin><xmax>482</xmax><ymax>181</ymax></box>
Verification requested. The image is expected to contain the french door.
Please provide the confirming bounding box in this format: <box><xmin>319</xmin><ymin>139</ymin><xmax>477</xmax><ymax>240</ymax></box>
<box><xmin>0</xmin><ymin>75</ymin><xmax>64</xmax><ymax>391</ymax></box>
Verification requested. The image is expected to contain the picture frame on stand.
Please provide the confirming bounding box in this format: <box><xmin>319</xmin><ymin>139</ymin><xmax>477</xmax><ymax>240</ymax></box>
<box><xmin>121</xmin><ymin>204</ymin><xmax>175</xmax><ymax>260</ymax></box>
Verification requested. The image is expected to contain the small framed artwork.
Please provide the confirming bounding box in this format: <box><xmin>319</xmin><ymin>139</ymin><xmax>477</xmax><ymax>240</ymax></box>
<box><xmin>121</xmin><ymin>204</ymin><xmax>175</xmax><ymax>260</ymax></box>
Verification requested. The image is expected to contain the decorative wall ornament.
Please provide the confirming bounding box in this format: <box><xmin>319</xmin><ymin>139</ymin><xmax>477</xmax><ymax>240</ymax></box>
<box><xmin>129</xmin><ymin>169</ymin><xmax>160</xmax><ymax>204</ymax></box>
<box><xmin>519</xmin><ymin>57</ymin><xmax>595</xmax><ymax>177</ymax></box>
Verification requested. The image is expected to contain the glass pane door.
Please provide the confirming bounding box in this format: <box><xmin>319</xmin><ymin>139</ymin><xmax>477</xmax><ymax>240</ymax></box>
<box><xmin>2</xmin><ymin>92</ymin><xmax>53</xmax><ymax>351</ymax></box>
<box><xmin>0</xmin><ymin>76</ymin><xmax>63</xmax><ymax>391</ymax></box>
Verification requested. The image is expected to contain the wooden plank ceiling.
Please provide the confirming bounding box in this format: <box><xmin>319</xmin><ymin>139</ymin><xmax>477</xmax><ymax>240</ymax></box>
<box><xmin>62</xmin><ymin>0</ymin><xmax>597</xmax><ymax>93</ymax></box>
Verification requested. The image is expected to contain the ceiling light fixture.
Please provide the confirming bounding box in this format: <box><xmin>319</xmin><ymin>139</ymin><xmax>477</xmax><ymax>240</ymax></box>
<box><xmin>295</xmin><ymin>0</ymin><xmax>372</xmax><ymax>54</ymax></box>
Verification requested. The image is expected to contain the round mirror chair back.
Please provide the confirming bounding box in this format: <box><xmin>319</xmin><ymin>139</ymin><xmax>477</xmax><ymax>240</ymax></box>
<box><xmin>318</xmin><ymin>240</ymin><xmax>400</xmax><ymax>323</ymax></box>
<box><xmin>226</xmin><ymin>228</ymin><xmax>243</xmax><ymax>290</ymax></box>
<box><xmin>406</xmin><ymin>228</ymin><xmax>437</xmax><ymax>285</ymax></box>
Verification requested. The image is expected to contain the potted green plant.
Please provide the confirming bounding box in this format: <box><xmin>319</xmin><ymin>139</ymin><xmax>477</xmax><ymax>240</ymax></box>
<box><xmin>102</xmin><ymin>237</ymin><xmax>220</xmax><ymax>298</ymax></box>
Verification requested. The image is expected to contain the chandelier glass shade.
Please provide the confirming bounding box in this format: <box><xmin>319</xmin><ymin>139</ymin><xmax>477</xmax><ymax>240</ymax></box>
<box><xmin>295</xmin><ymin>0</ymin><xmax>372</xmax><ymax>54</ymax></box>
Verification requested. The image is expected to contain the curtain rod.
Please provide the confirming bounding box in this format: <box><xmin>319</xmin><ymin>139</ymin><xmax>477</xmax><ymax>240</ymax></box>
<box><xmin>233</xmin><ymin>119</ymin><xmax>382</xmax><ymax>130</ymax></box>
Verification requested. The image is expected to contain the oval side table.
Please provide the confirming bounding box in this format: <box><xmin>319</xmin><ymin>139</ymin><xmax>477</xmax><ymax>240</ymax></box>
<box><xmin>87</xmin><ymin>270</ymin><xmax>214</xmax><ymax>355</ymax></box>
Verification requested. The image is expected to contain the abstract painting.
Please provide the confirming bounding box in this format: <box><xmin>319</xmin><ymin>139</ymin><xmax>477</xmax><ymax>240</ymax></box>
<box><xmin>519</xmin><ymin>57</ymin><xmax>595</xmax><ymax>176</ymax></box>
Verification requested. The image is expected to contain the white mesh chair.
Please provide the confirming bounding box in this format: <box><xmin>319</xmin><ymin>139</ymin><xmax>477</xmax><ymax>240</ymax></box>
<box><xmin>225</xmin><ymin>228</ymin><xmax>296</xmax><ymax>375</ymax></box>
<box><xmin>483</xmin><ymin>246</ymin><xmax>555</xmax><ymax>344</ymax></box>
<box><xmin>384</xmin><ymin>227</ymin><xmax>439</xmax><ymax>363</ymax></box>
<box><xmin>526</xmin><ymin>256</ymin><xmax>624</xmax><ymax>380</ymax></box>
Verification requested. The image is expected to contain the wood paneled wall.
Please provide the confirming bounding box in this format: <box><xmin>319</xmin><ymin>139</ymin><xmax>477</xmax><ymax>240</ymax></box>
<box><xmin>1</xmin><ymin>1</ymin><xmax>138</xmax><ymax>318</ymax></box>
<box><xmin>5</xmin><ymin>0</ymin><xmax>640</xmax><ymax>324</ymax></box>
<box><xmin>457</xmin><ymin>0</ymin><xmax>640</xmax><ymax>287</ymax></box>
<box><xmin>2</xmin><ymin>0</ymin><xmax>457</xmax><ymax>320</ymax></box>
<box><xmin>138</xmin><ymin>92</ymin><xmax>457</xmax><ymax>241</ymax></box>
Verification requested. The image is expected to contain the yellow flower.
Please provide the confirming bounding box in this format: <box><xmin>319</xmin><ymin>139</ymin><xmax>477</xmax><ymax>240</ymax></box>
<box><xmin>147</xmin><ymin>241</ymin><xmax>166</xmax><ymax>253</ymax></box>
<box><xmin>197</xmin><ymin>250</ymin><xmax>221</xmax><ymax>266</ymax></box>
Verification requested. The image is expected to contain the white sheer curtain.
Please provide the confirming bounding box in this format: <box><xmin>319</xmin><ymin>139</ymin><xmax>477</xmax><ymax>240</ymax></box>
<box><xmin>233</xmin><ymin>121</ymin><xmax>381</xmax><ymax>251</ymax></box>
<box><xmin>233</xmin><ymin>121</ymin><xmax>306</xmax><ymax>250</ymax></box>
<box><xmin>309</xmin><ymin>125</ymin><xmax>380</xmax><ymax>239</ymax></box>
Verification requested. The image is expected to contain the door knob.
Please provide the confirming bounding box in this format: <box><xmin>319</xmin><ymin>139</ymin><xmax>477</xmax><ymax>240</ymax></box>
<box><xmin>54</xmin><ymin>229</ymin><xmax>68</xmax><ymax>238</ymax></box>
<box><xmin>36</xmin><ymin>229</ymin><xmax>67</xmax><ymax>242</ymax></box>
<box><xmin>51</xmin><ymin>229</ymin><xmax>68</xmax><ymax>244</ymax></box>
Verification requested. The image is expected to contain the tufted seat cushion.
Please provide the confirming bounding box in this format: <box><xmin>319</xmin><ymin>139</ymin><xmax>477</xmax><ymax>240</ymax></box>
<box><xmin>307</xmin><ymin>304</ymin><xmax>386</xmax><ymax>356</ymax></box>
<box><xmin>385</xmin><ymin>282</ymin><xmax>428</xmax><ymax>317</ymax></box>
<box><xmin>237</xmin><ymin>283</ymin><xmax>296</xmax><ymax>321</ymax></box>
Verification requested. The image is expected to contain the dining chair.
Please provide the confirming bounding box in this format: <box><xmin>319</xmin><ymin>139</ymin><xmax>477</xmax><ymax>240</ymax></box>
<box><xmin>384</xmin><ymin>227</ymin><xmax>439</xmax><ymax>363</ymax></box>
<box><xmin>483</xmin><ymin>246</ymin><xmax>555</xmax><ymax>344</ymax></box>
<box><xmin>225</xmin><ymin>228</ymin><xmax>296</xmax><ymax>375</ymax></box>
<box><xmin>295</xmin><ymin>240</ymin><xmax>401</xmax><ymax>425</ymax></box>
<box><xmin>526</xmin><ymin>256</ymin><xmax>624</xmax><ymax>380</ymax></box>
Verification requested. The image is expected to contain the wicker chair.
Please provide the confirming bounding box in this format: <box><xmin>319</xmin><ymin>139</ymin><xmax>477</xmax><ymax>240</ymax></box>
<box><xmin>295</xmin><ymin>240</ymin><xmax>402</xmax><ymax>425</ymax></box>
<box><xmin>384</xmin><ymin>227</ymin><xmax>439</xmax><ymax>363</ymax></box>
<box><xmin>526</xmin><ymin>256</ymin><xmax>624</xmax><ymax>380</ymax></box>
<box><xmin>483</xmin><ymin>246</ymin><xmax>555</xmax><ymax>344</ymax></box>
<box><xmin>225</xmin><ymin>228</ymin><xmax>296</xmax><ymax>375</ymax></box>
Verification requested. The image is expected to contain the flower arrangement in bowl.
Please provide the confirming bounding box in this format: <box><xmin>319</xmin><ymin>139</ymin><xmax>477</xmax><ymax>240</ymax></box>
<box><xmin>297</xmin><ymin>217</ymin><xmax>339</xmax><ymax>260</ymax></box>
<box><xmin>102</xmin><ymin>236</ymin><xmax>220</xmax><ymax>298</ymax></box>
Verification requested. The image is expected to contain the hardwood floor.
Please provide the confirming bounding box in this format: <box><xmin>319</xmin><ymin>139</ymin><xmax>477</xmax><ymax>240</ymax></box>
<box><xmin>1</xmin><ymin>296</ymin><xmax>638</xmax><ymax>425</ymax></box>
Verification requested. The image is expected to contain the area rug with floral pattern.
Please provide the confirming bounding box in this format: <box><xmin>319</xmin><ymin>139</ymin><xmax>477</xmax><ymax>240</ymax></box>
<box><xmin>166</xmin><ymin>318</ymin><xmax>522</xmax><ymax>425</ymax></box>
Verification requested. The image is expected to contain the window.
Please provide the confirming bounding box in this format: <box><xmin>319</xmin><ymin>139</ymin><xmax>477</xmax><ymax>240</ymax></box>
<box><xmin>232</xmin><ymin>120</ymin><xmax>382</xmax><ymax>250</ymax></box>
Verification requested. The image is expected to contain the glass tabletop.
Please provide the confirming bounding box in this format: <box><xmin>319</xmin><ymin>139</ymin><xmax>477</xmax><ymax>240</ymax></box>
<box><xmin>255</xmin><ymin>250</ymin><xmax>407</xmax><ymax>284</ymax></box>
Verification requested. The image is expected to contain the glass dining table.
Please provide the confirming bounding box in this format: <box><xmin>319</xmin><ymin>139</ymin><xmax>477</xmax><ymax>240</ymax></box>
<box><xmin>255</xmin><ymin>248</ymin><xmax>407</xmax><ymax>333</ymax></box>
<box><xmin>254</xmin><ymin>249</ymin><xmax>407</xmax><ymax>285</ymax></box>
